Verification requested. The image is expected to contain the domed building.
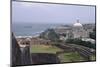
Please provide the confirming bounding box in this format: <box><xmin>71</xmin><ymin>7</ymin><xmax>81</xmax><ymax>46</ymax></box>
<box><xmin>73</xmin><ymin>20</ymin><xmax>83</xmax><ymax>30</ymax></box>
<box><xmin>72</xmin><ymin>20</ymin><xmax>89</xmax><ymax>39</ymax></box>
<box><xmin>73</xmin><ymin>20</ymin><xmax>83</xmax><ymax>27</ymax></box>
<box><xmin>54</xmin><ymin>19</ymin><xmax>89</xmax><ymax>40</ymax></box>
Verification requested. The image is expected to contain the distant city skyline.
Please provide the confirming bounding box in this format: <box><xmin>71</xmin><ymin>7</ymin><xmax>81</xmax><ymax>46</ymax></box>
<box><xmin>12</xmin><ymin>1</ymin><xmax>96</xmax><ymax>24</ymax></box>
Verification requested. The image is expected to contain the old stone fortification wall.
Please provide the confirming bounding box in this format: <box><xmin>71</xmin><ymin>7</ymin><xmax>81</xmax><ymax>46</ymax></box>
<box><xmin>12</xmin><ymin>34</ymin><xmax>22</xmax><ymax>66</ymax></box>
<box><xmin>31</xmin><ymin>53</ymin><xmax>60</xmax><ymax>65</ymax></box>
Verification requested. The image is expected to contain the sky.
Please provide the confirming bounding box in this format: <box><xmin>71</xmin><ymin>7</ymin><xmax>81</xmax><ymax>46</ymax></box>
<box><xmin>12</xmin><ymin>1</ymin><xmax>96</xmax><ymax>24</ymax></box>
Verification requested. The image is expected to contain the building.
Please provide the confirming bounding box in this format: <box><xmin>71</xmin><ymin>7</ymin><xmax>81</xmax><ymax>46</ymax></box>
<box><xmin>72</xmin><ymin>20</ymin><xmax>89</xmax><ymax>38</ymax></box>
<box><xmin>54</xmin><ymin>20</ymin><xmax>94</xmax><ymax>40</ymax></box>
<box><xmin>31</xmin><ymin>37</ymin><xmax>51</xmax><ymax>45</ymax></box>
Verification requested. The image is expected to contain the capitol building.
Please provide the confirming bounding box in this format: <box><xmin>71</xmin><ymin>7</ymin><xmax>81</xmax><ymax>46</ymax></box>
<box><xmin>54</xmin><ymin>20</ymin><xmax>93</xmax><ymax>41</ymax></box>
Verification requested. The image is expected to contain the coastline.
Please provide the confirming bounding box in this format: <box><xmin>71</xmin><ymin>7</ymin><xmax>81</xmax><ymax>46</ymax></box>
<box><xmin>15</xmin><ymin>34</ymin><xmax>40</xmax><ymax>38</ymax></box>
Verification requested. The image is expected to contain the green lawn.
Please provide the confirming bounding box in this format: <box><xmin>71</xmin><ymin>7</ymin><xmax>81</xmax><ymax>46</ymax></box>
<box><xmin>90</xmin><ymin>55</ymin><xmax>96</xmax><ymax>61</ymax></box>
<box><xmin>58</xmin><ymin>52</ymin><xmax>85</xmax><ymax>63</ymax></box>
<box><xmin>30</xmin><ymin>45</ymin><xmax>63</xmax><ymax>54</ymax></box>
<box><xmin>30</xmin><ymin>45</ymin><xmax>92</xmax><ymax>63</ymax></box>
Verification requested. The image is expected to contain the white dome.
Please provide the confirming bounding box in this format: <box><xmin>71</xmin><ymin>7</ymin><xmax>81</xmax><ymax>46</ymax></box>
<box><xmin>73</xmin><ymin>22</ymin><xmax>82</xmax><ymax>27</ymax></box>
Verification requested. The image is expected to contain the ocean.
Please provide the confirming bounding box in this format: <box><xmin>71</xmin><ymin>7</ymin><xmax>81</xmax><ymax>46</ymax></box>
<box><xmin>12</xmin><ymin>23</ymin><xmax>62</xmax><ymax>37</ymax></box>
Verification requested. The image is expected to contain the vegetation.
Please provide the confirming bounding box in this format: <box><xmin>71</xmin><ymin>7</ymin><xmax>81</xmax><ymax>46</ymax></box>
<box><xmin>39</xmin><ymin>29</ymin><xmax>60</xmax><ymax>42</ymax></box>
<box><xmin>33</xmin><ymin>28</ymin><xmax>96</xmax><ymax>63</ymax></box>
<box><xmin>30</xmin><ymin>45</ymin><xmax>89</xmax><ymax>62</ymax></box>
<box><xmin>89</xmin><ymin>28</ymin><xmax>96</xmax><ymax>40</ymax></box>
<box><xmin>30</xmin><ymin>45</ymin><xmax>62</xmax><ymax>54</ymax></box>
<box><xmin>66</xmin><ymin>38</ymin><xmax>96</xmax><ymax>49</ymax></box>
<box><xmin>58</xmin><ymin>52</ymin><xmax>85</xmax><ymax>62</ymax></box>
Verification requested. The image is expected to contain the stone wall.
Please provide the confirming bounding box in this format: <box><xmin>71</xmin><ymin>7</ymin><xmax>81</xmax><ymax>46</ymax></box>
<box><xmin>31</xmin><ymin>53</ymin><xmax>60</xmax><ymax>65</ymax></box>
<box><xmin>11</xmin><ymin>33</ymin><xmax>22</xmax><ymax>66</ymax></box>
<box><xmin>20</xmin><ymin>46</ymin><xmax>31</xmax><ymax>65</ymax></box>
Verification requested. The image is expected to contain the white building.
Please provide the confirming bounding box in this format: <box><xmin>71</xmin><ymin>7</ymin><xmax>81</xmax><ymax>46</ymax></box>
<box><xmin>72</xmin><ymin>20</ymin><xmax>89</xmax><ymax>39</ymax></box>
<box><xmin>54</xmin><ymin>20</ymin><xmax>90</xmax><ymax>40</ymax></box>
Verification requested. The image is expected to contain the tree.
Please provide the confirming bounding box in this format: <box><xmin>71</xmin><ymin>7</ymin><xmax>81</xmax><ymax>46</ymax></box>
<box><xmin>39</xmin><ymin>31</ymin><xmax>46</xmax><ymax>39</ymax></box>
<box><xmin>89</xmin><ymin>28</ymin><xmax>96</xmax><ymax>40</ymax></box>
<box><xmin>47</xmin><ymin>29</ymin><xmax>59</xmax><ymax>42</ymax></box>
<box><xmin>39</xmin><ymin>29</ymin><xmax>60</xmax><ymax>42</ymax></box>
<box><xmin>66</xmin><ymin>38</ymin><xmax>96</xmax><ymax>49</ymax></box>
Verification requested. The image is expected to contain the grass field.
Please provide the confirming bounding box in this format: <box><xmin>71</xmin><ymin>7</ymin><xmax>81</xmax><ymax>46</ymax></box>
<box><xmin>30</xmin><ymin>45</ymin><xmax>63</xmax><ymax>54</ymax></box>
<box><xmin>90</xmin><ymin>55</ymin><xmax>96</xmax><ymax>61</ymax></box>
<box><xmin>58</xmin><ymin>52</ymin><xmax>85</xmax><ymax>63</ymax></box>
<box><xmin>30</xmin><ymin>44</ymin><xmax>92</xmax><ymax>63</ymax></box>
